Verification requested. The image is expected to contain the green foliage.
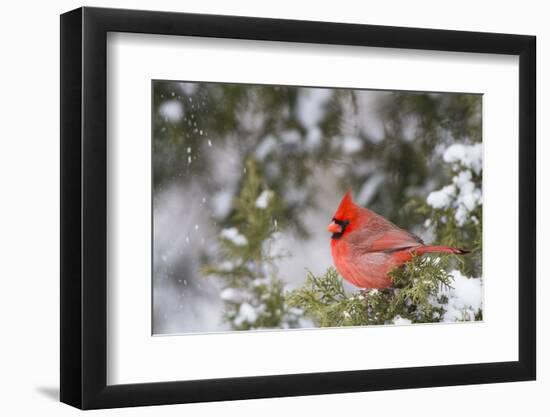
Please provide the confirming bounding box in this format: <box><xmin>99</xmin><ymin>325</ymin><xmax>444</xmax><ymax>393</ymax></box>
<box><xmin>221</xmin><ymin>277</ymin><xmax>301</xmax><ymax>331</ymax></box>
<box><xmin>404</xmin><ymin>158</ymin><xmax>482</xmax><ymax>277</ymax></box>
<box><xmin>231</xmin><ymin>159</ymin><xmax>286</xmax><ymax>261</ymax></box>
<box><xmin>345</xmin><ymin>92</ymin><xmax>483</xmax><ymax>228</ymax></box>
<box><xmin>418</xmin><ymin>203</ymin><xmax>481</xmax><ymax>277</ymax></box>
<box><xmin>203</xmin><ymin>158</ymin><xmax>301</xmax><ymax>330</ymax></box>
<box><xmin>286</xmin><ymin>268</ymin><xmax>369</xmax><ymax>327</ymax></box>
<box><xmin>287</xmin><ymin>256</ymin><xmax>455</xmax><ymax>327</ymax></box>
<box><xmin>387</xmin><ymin>255</ymin><xmax>454</xmax><ymax>323</ymax></box>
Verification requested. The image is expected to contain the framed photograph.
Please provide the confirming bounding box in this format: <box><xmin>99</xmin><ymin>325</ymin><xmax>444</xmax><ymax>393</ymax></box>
<box><xmin>60</xmin><ymin>6</ymin><xmax>536</xmax><ymax>409</ymax></box>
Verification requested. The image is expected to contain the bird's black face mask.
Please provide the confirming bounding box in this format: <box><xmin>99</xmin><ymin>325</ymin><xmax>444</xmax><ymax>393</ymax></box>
<box><xmin>331</xmin><ymin>218</ymin><xmax>350</xmax><ymax>240</ymax></box>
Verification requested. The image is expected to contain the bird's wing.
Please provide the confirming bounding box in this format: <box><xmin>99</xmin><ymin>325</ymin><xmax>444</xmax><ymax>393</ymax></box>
<box><xmin>348</xmin><ymin>216</ymin><xmax>423</xmax><ymax>254</ymax></box>
<box><xmin>364</xmin><ymin>229</ymin><xmax>423</xmax><ymax>253</ymax></box>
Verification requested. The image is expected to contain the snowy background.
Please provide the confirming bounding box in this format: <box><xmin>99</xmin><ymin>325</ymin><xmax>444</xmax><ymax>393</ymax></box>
<box><xmin>152</xmin><ymin>81</ymin><xmax>483</xmax><ymax>334</ymax></box>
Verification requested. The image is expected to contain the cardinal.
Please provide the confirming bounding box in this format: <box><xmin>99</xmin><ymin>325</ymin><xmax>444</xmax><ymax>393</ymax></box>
<box><xmin>327</xmin><ymin>190</ymin><xmax>468</xmax><ymax>289</ymax></box>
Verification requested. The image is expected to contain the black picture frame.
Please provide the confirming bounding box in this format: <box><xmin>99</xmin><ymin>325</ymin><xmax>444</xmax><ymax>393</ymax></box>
<box><xmin>60</xmin><ymin>6</ymin><xmax>536</xmax><ymax>410</ymax></box>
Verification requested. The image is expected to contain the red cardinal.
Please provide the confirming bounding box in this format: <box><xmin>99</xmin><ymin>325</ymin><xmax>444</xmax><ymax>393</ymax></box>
<box><xmin>327</xmin><ymin>190</ymin><xmax>468</xmax><ymax>289</ymax></box>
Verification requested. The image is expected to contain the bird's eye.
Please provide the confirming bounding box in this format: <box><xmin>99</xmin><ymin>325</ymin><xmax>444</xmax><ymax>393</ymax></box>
<box><xmin>333</xmin><ymin>218</ymin><xmax>348</xmax><ymax>227</ymax></box>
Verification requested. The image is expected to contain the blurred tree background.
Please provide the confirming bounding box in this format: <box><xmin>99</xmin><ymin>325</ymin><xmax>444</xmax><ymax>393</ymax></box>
<box><xmin>152</xmin><ymin>80</ymin><xmax>482</xmax><ymax>333</ymax></box>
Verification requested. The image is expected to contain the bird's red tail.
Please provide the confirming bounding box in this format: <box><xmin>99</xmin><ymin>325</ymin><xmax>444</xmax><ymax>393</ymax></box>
<box><xmin>415</xmin><ymin>245</ymin><xmax>470</xmax><ymax>256</ymax></box>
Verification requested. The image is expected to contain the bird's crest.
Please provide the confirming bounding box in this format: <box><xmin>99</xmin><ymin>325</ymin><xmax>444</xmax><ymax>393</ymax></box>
<box><xmin>332</xmin><ymin>189</ymin><xmax>360</xmax><ymax>222</ymax></box>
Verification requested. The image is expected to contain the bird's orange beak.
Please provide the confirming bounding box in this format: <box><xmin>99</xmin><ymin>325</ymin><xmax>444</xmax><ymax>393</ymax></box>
<box><xmin>327</xmin><ymin>221</ymin><xmax>341</xmax><ymax>234</ymax></box>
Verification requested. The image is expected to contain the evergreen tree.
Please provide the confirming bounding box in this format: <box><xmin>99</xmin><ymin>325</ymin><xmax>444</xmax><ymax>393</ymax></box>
<box><xmin>203</xmin><ymin>158</ymin><xmax>302</xmax><ymax>330</ymax></box>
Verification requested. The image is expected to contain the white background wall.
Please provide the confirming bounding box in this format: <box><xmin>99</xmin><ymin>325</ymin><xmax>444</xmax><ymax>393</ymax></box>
<box><xmin>0</xmin><ymin>0</ymin><xmax>545</xmax><ymax>415</ymax></box>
